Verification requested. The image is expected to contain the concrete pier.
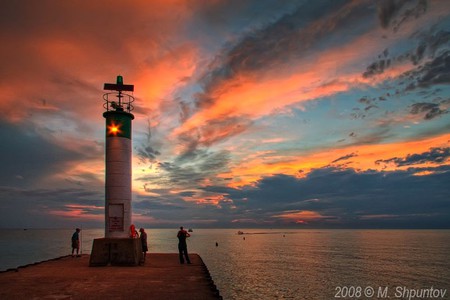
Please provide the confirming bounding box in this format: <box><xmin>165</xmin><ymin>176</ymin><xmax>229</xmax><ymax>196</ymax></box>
<box><xmin>0</xmin><ymin>253</ymin><xmax>221</xmax><ymax>300</ymax></box>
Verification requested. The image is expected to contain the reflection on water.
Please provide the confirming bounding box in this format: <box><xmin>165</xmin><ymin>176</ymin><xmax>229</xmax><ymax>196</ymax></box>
<box><xmin>0</xmin><ymin>229</ymin><xmax>449</xmax><ymax>299</ymax></box>
<box><xmin>190</xmin><ymin>229</ymin><xmax>450</xmax><ymax>300</ymax></box>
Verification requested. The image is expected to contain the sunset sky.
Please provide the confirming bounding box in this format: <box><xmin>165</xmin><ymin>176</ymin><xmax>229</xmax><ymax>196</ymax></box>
<box><xmin>1</xmin><ymin>0</ymin><xmax>449</xmax><ymax>229</ymax></box>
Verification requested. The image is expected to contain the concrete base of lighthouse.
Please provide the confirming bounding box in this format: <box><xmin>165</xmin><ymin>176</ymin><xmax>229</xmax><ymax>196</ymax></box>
<box><xmin>89</xmin><ymin>238</ymin><xmax>143</xmax><ymax>267</ymax></box>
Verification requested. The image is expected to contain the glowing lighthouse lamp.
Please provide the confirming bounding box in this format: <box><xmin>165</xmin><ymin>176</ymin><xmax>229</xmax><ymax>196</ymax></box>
<box><xmin>90</xmin><ymin>75</ymin><xmax>143</xmax><ymax>266</ymax></box>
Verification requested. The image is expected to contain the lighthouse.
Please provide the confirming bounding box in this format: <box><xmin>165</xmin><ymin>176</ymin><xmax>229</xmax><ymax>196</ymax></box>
<box><xmin>103</xmin><ymin>75</ymin><xmax>134</xmax><ymax>238</ymax></box>
<box><xmin>90</xmin><ymin>76</ymin><xmax>143</xmax><ymax>266</ymax></box>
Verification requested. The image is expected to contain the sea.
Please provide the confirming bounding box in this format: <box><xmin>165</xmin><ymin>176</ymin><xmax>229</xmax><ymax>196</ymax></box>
<box><xmin>0</xmin><ymin>229</ymin><xmax>449</xmax><ymax>300</ymax></box>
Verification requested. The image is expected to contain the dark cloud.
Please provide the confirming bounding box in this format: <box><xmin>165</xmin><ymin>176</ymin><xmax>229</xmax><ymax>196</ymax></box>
<box><xmin>178</xmin><ymin>100</ymin><xmax>192</xmax><ymax>123</ymax></box>
<box><xmin>363</xmin><ymin>59</ymin><xmax>392</xmax><ymax>78</ymax></box>
<box><xmin>359</xmin><ymin>26</ymin><xmax>450</xmax><ymax>129</ymax></box>
<box><xmin>332</xmin><ymin>153</ymin><xmax>358</xmax><ymax>163</ymax></box>
<box><xmin>376</xmin><ymin>147</ymin><xmax>450</xmax><ymax>167</ymax></box>
<box><xmin>189</xmin><ymin>0</ymin><xmax>303</xmax><ymax>34</ymax></box>
<box><xmin>173</xmin><ymin>116</ymin><xmax>252</xmax><ymax>164</ymax></box>
<box><xmin>0</xmin><ymin>186</ymin><xmax>101</xmax><ymax>203</ymax></box>
<box><xmin>133</xmin><ymin>193</ymin><xmax>228</xmax><ymax>227</ymax></box>
<box><xmin>134</xmin><ymin>198</ymin><xmax>188</xmax><ymax>211</ymax></box>
<box><xmin>178</xmin><ymin>191</ymin><xmax>197</xmax><ymax>197</ymax></box>
<box><xmin>182</xmin><ymin>0</ymin><xmax>376</xmax><ymax>150</ymax></box>
<box><xmin>407</xmin><ymin>30</ymin><xmax>450</xmax><ymax>64</ymax></box>
<box><xmin>218</xmin><ymin>165</ymin><xmax>450</xmax><ymax>228</ymax></box>
<box><xmin>410</xmin><ymin>101</ymin><xmax>448</xmax><ymax>120</ymax></box>
<box><xmin>0</xmin><ymin>119</ymin><xmax>84</xmax><ymax>187</ymax></box>
<box><xmin>416</xmin><ymin>50</ymin><xmax>450</xmax><ymax>87</ymax></box>
<box><xmin>377</xmin><ymin>0</ymin><xmax>408</xmax><ymax>29</ymax></box>
<box><xmin>137</xmin><ymin>145</ymin><xmax>161</xmax><ymax>162</ymax></box>
<box><xmin>418</xmin><ymin>30</ymin><xmax>450</xmax><ymax>57</ymax></box>
<box><xmin>70</xmin><ymin>151</ymin><xmax>450</xmax><ymax>229</ymax></box>
<box><xmin>358</xmin><ymin>96</ymin><xmax>372</xmax><ymax>105</ymax></box>
<box><xmin>0</xmin><ymin>186</ymin><xmax>103</xmax><ymax>228</ymax></box>
<box><xmin>363</xmin><ymin>27</ymin><xmax>450</xmax><ymax>80</ymax></box>
<box><xmin>129</xmin><ymin>166</ymin><xmax>450</xmax><ymax>228</ymax></box>
<box><xmin>365</xmin><ymin>104</ymin><xmax>379</xmax><ymax>111</ymax></box>
<box><xmin>197</xmin><ymin>0</ymin><xmax>366</xmax><ymax>91</ymax></box>
<box><xmin>377</xmin><ymin>0</ymin><xmax>427</xmax><ymax>31</ymax></box>
<box><xmin>136</xmin><ymin>149</ymin><xmax>230</xmax><ymax>191</ymax></box>
<box><xmin>136</xmin><ymin>120</ymin><xmax>161</xmax><ymax>165</ymax></box>
<box><xmin>0</xmin><ymin>116</ymin><xmax>104</xmax><ymax>227</ymax></box>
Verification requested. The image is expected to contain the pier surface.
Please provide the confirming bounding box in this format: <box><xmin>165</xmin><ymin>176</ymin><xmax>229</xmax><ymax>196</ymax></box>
<box><xmin>0</xmin><ymin>253</ymin><xmax>221</xmax><ymax>300</ymax></box>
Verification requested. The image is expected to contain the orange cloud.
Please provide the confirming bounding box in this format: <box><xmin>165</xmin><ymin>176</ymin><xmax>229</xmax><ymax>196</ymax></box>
<box><xmin>261</xmin><ymin>138</ymin><xmax>289</xmax><ymax>144</ymax></box>
<box><xmin>172</xmin><ymin>25</ymin><xmax>417</xmax><ymax>146</ymax></box>
<box><xmin>134</xmin><ymin>43</ymin><xmax>199</xmax><ymax>113</ymax></box>
<box><xmin>220</xmin><ymin>133</ymin><xmax>450</xmax><ymax>188</ymax></box>
<box><xmin>272</xmin><ymin>210</ymin><xmax>329</xmax><ymax>224</ymax></box>
<box><xmin>40</xmin><ymin>158</ymin><xmax>104</xmax><ymax>188</ymax></box>
<box><xmin>0</xmin><ymin>0</ymin><xmax>195</xmax><ymax>124</ymax></box>
<box><xmin>181</xmin><ymin>193</ymin><xmax>228</xmax><ymax>206</ymax></box>
<box><xmin>48</xmin><ymin>204</ymin><xmax>103</xmax><ymax>221</ymax></box>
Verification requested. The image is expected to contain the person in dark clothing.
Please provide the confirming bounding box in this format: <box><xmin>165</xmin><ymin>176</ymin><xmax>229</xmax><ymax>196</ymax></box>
<box><xmin>139</xmin><ymin>228</ymin><xmax>148</xmax><ymax>262</ymax></box>
<box><xmin>71</xmin><ymin>228</ymin><xmax>81</xmax><ymax>257</ymax></box>
<box><xmin>177</xmin><ymin>226</ymin><xmax>191</xmax><ymax>264</ymax></box>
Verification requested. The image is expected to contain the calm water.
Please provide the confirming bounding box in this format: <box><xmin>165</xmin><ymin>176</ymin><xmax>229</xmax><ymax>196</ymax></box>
<box><xmin>0</xmin><ymin>229</ymin><xmax>449</xmax><ymax>299</ymax></box>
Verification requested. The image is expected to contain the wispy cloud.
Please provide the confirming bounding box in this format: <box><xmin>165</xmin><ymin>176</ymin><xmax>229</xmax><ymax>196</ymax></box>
<box><xmin>0</xmin><ymin>0</ymin><xmax>449</xmax><ymax>228</ymax></box>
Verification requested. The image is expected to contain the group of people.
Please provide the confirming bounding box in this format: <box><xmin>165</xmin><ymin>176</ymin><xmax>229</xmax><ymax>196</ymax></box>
<box><xmin>70</xmin><ymin>226</ymin><xmax>191</xmax><ymax>264</ymax></box>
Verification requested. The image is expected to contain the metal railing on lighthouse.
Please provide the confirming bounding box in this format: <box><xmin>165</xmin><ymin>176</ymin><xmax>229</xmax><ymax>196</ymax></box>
<box><xmin>103</xmin><ymin>75</ymin><xmax>135</xmax><ymax>113</ymax></box>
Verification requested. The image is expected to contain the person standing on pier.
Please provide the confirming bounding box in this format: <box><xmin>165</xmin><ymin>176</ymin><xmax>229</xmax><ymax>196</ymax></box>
<box><xmin>177</xmin><ymin>226</ymin><xmax>191</xmax><ymax>264</ymax></box>
<box><xmin>139</xmin><ymin>228</ymin><xmax>148</xmax><ymax>262</ymax></box>
<box><xmin>71</xmin><ymin>228</ymin><xmax>81</xmax><ymax>257</ymax></box>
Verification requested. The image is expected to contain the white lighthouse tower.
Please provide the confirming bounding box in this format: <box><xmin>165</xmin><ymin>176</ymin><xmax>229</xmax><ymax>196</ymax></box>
<box><xmin>103</xmin><ymin>75</ymin><xmax>134</xmax><ymax>238</ymax></box>
<box><xmin>90</xmin><ymin>76</ymin><xmax>143</xmax><ymax>266</ymax></box>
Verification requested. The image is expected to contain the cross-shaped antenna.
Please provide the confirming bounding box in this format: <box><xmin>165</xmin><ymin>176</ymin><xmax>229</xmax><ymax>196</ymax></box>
<box><xmin>104</xmin><ymin>75</ymin><xmax>134</xmax><ymax>92</ymax></box>
<box><xmin>103</xmin><ymin>75</ymin><xmax>134</xmax><ymax>111</ymax></box>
